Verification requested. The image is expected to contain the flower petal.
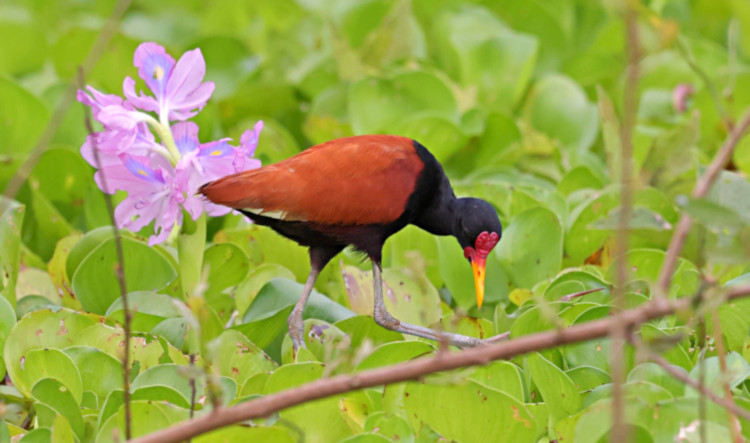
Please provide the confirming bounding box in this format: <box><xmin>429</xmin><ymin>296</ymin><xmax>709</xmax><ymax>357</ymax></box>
<box><xmin>133</xmin><ymin>42</ymin><xmax>175</xmax><ymax>101</ymax></box>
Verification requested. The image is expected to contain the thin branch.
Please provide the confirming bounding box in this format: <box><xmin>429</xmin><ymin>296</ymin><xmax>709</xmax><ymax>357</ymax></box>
<box><xmin>710</xmin><ymin>311</ymin><xmax>743</xmax><ymax>442</ymax></box>
<box><xmin>611</xmin><ymin>3</ymin><xmax>640</xmax><ymax>441</ymax></box>
<box><xmin>131</xmin><ymin>284</ymin><xmax>750</xmax><ymax>443</ymax></box>
<box><xmin>1</xmin><ymin>0</ymin><xmax>133</xmax><ymax>204</ymax></box>
<box><xmin>657</xmin><ymin>107</ymin><xmax>750</xmax><ymax>294</ymax></box>
<box><xmin>635</xmin><ymin>340</ymin><xmax>750</xmax><ymax>423</ymax></box>
<box><xmin>79</xmin><ymin>69</ymin><xmax>133</xmax><ymax>440</ymax></box>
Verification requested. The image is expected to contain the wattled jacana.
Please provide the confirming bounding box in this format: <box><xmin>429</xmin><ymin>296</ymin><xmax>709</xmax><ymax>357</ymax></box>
<box><xmin>200</xmin><ymin>135</ymin><xmax>502</xmax><ymax>350</ymax></box>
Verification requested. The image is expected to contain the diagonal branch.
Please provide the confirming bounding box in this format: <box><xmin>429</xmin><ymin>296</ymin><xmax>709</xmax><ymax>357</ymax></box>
<box><xmin>634</xmin><ymin>339</ymin><xmax>750</xmax><ymax>423</ymax></box>
<box><xmin>130</xmin><ymin>283</ymin><xmax>750</xmax><ymax>443</ymax></box>
<box><xmin>657</xmin><ymin>108</ymin><xmax>750</xmax><ymax>293</ymax></box>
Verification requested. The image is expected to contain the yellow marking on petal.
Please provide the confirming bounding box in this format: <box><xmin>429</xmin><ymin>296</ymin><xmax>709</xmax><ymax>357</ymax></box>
<box><xmin>153</xmin><ymin>66</ymin><xmax>164</xmax><ymax>80</ymax></box>
<box><xmin>210</xmin><ymin>150</ymin><xmax>222</xmax><ymax>156</ymax></box>
<box><xmin>138</xmin><ymin>169</ymin><xmax>148</xmax><ymax>177</ymax></box>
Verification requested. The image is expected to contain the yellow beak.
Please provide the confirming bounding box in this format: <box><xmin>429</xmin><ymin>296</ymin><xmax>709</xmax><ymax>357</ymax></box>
<box><xmin>471</xmin><ymin>258</ymin><xmax>486</xmax><ymax>308</ymax></box>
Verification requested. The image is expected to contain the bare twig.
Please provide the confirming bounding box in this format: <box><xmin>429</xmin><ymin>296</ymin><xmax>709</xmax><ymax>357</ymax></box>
<box><xmin>131</xmin><ymin>284</ymin><xmax>750</xmax><ymax>443</ymax></box>
<box><xmin>710</xmin><ymin>311</ymin><xmax>742</xmax><ymax>442</ymax></box>
<box><xmin>611</xmin><ymin>3</ymin><xmax>640</xmax><ymax>441</ymax></box>
<box><xmin>79</xmin><ymin>70</ymin><xmax>133</xmax><ymax>439</ymax></box>
<box><xmin>657</xmin><ymin>108</ymin><xmax>750</xmax><ymax>293</ymax></box>
<box><xmin>560</xmin><ymin>287</ymin><xmax>605</xmax><ymax>302</ymax></box>
<box><xmin>635</xmin><ymin>339</ymin><xmax>750</xmax><ymax>423</ymax></box>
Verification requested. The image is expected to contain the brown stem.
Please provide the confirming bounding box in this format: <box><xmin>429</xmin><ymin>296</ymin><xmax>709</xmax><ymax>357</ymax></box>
<box><xmin>611</xmin><ymin>3</ymin><xmax>640</xmax><ymax>441</ymax></box>
<box><xmin>657</xmin><ymin>108</ymin><xmax>750</xmax><ymax>293</ymax></box>
<box><xmin>634</xmin><ymin>339</ymin><xmax>750</xmax><ymax>423</ymax></box>
<box><xmin>130</xmin><ymin>284</ymin><xmax>750</xmax><ymax>443</ymax></box>
<box><xmin>710</xmin><ymin>311</ymin><xmax>742</xmax><ymax>442</ymax></box>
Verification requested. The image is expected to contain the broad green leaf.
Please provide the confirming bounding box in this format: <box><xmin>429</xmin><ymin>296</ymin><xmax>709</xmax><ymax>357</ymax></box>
<box><xmin>565</xmin><ymin>366</ymin><xmax>611</xmax><ymax>393</ymax></box>
<box><xmin>524</xmin><ymin>74</ymin><xmax>598</xmax><ymax>152</ymax></box>
<box><xmin>0</xmin><ymin>198</ymin><xmax>24</xmax><ymax>307</ymax></box>
<box><xmin>685</xmin><ymin>353</ymin><xmax>750</xmax><ymax>398</ymax></box>
<box><xmin>628</xmin><ymin>362</ymin><xmax>686</xmax><ymax>398</ymax></box>
<box><xmin>23</xmin><ymin>349</ymin><xmax>83</xmax><ymax>404</ymax></box>
<box><xmin>393</xmin><ymin>116</ymin><xmax>468</xmax><ymax>163</ymax></box>
<box><xmin>0</xmin><ymin>14</ymin><xmax>47</xmax><ymax>75</ymax></box>
<box><xmin>363</xmin><ymin>412</ymin><xmax>414</xmax><ymax>443</ymax></box>
<box><xmin>343</xmin><ymin>265</ymin><xmax>441</xmax><ymax>327</ymax></box>
<box><xmin>71</xmin><ymin>236</ymin><xmax>177</xmax><ymax>314</ymax></box>
<box><xmin>96</xmin><ymin>401</ymin><xmax>188</xmax><ymax>442</ymax></box>
<box><xmin>403</xmin><ymin>380</ymin><xmax>538</xmax><ymax>442</ymax></box>
<box><xmin>265</xmin><ymin>362</ymin><xmax>352</xmax><ymax>442</ymax></box>
<box><xmin>280</xmin><ymin>319</ymin><xmax>351</xmax><ymax>366</ymax></box>
<box><xmin>431</xmin><ymin>5</ymin><xmax>537</xmax><ymax>109</ymax></box>
<box><xmin>211</xmin><ymin>329</ymin><xmax>277</xmax><ymax>387</ymax></box>
<box><xmin>468</xmin><ymin>360</ymin><xmax>526</xmax><ymax>402</ymax></box>
<box><xmin>334</xmin><ymin>315</ymin><xmax>404</xmax><ymax>350</ymax></box>
<box><xmin>526</xmin><ymin>352</ymin><xmax>581</xmax><ymax>422</ymax></box>
<box><xmin>31</xmin><ymin>378</ymin><xmax>84</xmax><ymax>440</ymax></box>
<box><xmin>235</xmin><ymin>263</ymin><xmax>296</xmax><ymax>318</ymax></box>
<box><xmin>202</xmin><ymin>242</ymin><xmax>249</xmax><ymax>298</ymax></box>
<box><xmin>50</xmin><ymin>413</ymin><xmax>75</xmax><ymax>443</ymax></box>
<box><xmin>355</xmin><ymin>341</ymin><xmax>433</xmax><ymax>371</ymax></box>
<box><xmin>348</xmin><ymin>71</ymin><xmax>457</xmax><ymax>135</ymax></box>
<box><xmin>194</xmin><ymin>426</ymin><xmax>295</xmax><ymax>443</ymax></box>
<box><xmin>106</xmin><ymin>291</ymin><xmax>180</xmax><ymax>332</ymax></box>
<box><xmin>497</xmin><ymin>207</ymin><xmax>563</xmax><ymax>290</ymax></box>
<box><xmin>63</xmin><ymin>346</ymin><xmax>123</xmax><ymax>407</ymax></box>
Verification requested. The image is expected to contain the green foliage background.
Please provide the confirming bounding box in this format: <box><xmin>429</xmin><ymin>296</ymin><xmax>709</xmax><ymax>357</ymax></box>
<box><xmin>2</xmin><ymin>0</ymin><xmax>750</xmax><ymax>441</ymax></box>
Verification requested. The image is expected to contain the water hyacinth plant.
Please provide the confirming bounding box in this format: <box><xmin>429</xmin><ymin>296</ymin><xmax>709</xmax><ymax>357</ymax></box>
<box><xmin>78</xmin><ymin>42</ymin><xmax>263</xmax><ymax>245</ymax></box>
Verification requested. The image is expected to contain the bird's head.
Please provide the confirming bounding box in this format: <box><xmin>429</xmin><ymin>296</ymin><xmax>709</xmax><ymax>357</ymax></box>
<box><xmin>455</xmin><ymin>198</ymin><xmax>502</xmax><ymax>308</ymax></box>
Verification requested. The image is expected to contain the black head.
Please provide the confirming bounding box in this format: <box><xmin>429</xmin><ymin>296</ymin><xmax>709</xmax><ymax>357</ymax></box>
<box><xmin>453</xmin><ymin>198</ymin><xmax>502</xmax><ymax>307</ymax></box>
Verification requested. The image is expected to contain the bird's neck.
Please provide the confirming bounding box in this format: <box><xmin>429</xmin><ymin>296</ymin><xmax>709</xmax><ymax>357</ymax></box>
<box><xmin>413</xmin><ymin>189</ymin><xmax>461</xmax><ymax>237</ymax></box>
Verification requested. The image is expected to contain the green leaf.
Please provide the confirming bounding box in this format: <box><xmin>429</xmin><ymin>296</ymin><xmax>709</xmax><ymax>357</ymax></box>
<box><xmin>348</xmin><ymin>71</ymin><xmax>457</xmax><ymax>134</ymax></box>
<box><xmin>355</xmin><ymin>341</ymin><xmax>433</xmax><ymax>371</ymax></box>
<box><xmin>468</xmin><ymin>360</ymin><xmax>526</xmax><ymax>402</ymax></box>
<box><xmin>96</xmin><ymin>401</ymin><xmax>188</xmax><ymax>442</ymax></box>
<box><xmin>264</xmin><ymin>362</ymin><xmax>352</xmax><ymax>441</ymax></box>
<box><xmin>210</xmin><ymin>329</ymin><xmax>277</xmax><ymax>387</ymax></box>
<box><xmin>0</xmin><ymin>14</ymin><xmax>47</xmax><ymax>75</ymax></box>
<box><xmin>234</xmin><ymin>263</ymin><xmax>296</xmax><ymax>319</ymax></box>
<box><xmin>526</xmin><ymin>352</ymin><xmax>581</xmax><ymax>422</ymax></box>
<box><xmin>497</xmin><ymin>207</ymin><xmax>563</xmax><ymax>289</ymax></box>
<box><xmin>72</xmin><ymin>236</ymin><xmax>178</xmax><ymax>314</ymax></box>
<box><xmin>685</xmin><ymin>353</ymin><xmax>750</xmax><ymax>398</ymax></box>
<box><xmin>403</xmin><ymin>380</ymin><xmax>538</xmax><ymax>442</ymax></box>
<box><xmin>194</xmin><ymin>426</ymin><xmax>295</xmax><ymax>443</ymax></box>
<box><xmin>106</xmin><ymin>291</ymin><xmax>181</xmax><ymax>333</ymax></box>
<box><xmin>0</xmin><ymin>198</ymin><xmax>24</xmax><ymax>307</ymax></box>
<box><xmin>202</xmin><ymin>242</ymin><xmax>250</xmax><ymax>298</ymax></box>
<box><xmin>63</xmin><ymin>346</ymin><xmax>123</xmax><ymax>407</ymax></box>
<box><xmin>431</xmin><ymin>5</ymin><xmax>537</xmax><ymax>109</ymax></box>
<box><xmin>343</xmin><ymin>265</ymin><xmax>441</xmax><ymax>327</ymax></box>
<box><xmin>23</xmin><ymin>349</ymin><xmax>83</xmax><ymax>404</ymax></box>
<box><xmin>363</xmin><ymin>412</ymin><xmax>414</xmax><ymax>442</ymax></box>
<box><xmin>393</xmin><ymin>116</ymin><xmax>468</xmax><ymax>163</ymax></box>
<box><xmin>334</xmin><ymin>315</ymin><xmax>404</xmax><ymax>349</ymax></box>
<box><xmin>196</xmin><ymin>35</ymin><xmax>257</xmax><ymax>100</ymax></box>
<box><xmin>31</xmin><ymin>378</ymin><xmax>84</xmax><ymax>440</ymax></box>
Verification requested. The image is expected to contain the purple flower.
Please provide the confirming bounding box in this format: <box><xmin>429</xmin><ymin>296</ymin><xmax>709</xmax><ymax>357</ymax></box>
<box><xmin>78</xmin><ymin>42</ymin><xmax>262</xmax><ymax>245</ymax></box>
<box><xmin>673</xmin><ymin>83</ymin><xmax>694</xmax><ymax>113</ymax></box>
<box><xmin>123</xmin><ymin>43</ymin><xmax>215</xmax><ymax>121</ymax></box>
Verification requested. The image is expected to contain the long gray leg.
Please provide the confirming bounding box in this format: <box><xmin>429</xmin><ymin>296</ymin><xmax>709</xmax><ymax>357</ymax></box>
<box><xmin>288</xmin><ymin>246</ymin><xmax>343</xmax><ymax>352</ymax></box>
<box><xmin>371</xmin><ymin>261</ymin><xmax>483</xmax><ymax>348</ymax></box>
<box><xmin>288</xmin><ymin>267</ymin><xmax>320</xmax><ymax>352</ymax></box>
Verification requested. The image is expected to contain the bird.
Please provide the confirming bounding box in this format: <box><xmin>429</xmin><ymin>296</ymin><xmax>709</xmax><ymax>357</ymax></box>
<box><xmin>200</xmin><ymin>135</ymin><xmax>502</xmax><ymax>351</ymax></box>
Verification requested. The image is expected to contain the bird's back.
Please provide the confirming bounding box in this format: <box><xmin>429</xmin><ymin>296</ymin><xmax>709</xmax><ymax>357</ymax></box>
<box><xmin>200</xmin><ymin>135</ymin><xmax>426</xmax><ymax>226</ymax></box>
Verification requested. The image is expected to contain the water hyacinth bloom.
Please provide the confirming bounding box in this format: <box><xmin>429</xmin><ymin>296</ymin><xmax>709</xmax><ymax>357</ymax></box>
<box><xmin>78</xmin><ymin>42</ymin><xmax>262</xmax><ymax>245</ymax></box>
